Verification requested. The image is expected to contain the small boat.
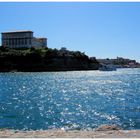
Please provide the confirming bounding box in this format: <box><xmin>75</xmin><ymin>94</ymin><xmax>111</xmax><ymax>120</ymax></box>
<box><xmin>99</xmin><ymin>65</ymin><xmax>117</xmax><ymax>71</ymax></box>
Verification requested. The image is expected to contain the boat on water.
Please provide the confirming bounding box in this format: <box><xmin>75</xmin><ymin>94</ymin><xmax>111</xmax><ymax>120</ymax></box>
<box><xmin>99</xmin><ymin>65</ymin><xmax>117</xmax><ymax>71</ymax></box>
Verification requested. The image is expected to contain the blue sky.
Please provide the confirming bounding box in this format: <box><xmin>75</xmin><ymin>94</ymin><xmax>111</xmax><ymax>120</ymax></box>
<box><xmin>0</xmin><ymin>2</ymin><xmax>140</xmax><ymax>62</ymax></box>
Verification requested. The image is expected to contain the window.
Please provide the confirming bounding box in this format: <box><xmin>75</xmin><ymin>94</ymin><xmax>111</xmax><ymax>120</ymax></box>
<box><xmin>25</xmin><ymin>38</ymin><xmax>27</xmax><ymax>45</ymax></box>
<box><xmin>21</xmin><ymin>38</ymin><xmax>24</xmax><ymax>45</ymax></box>
<box><xmin>12</xmin><ymin>39</ymin><xmax>14</xmax><ymax>45</ymax></box>
<box><xmin>15</xmin><ymin>38</ymin><xmax>17</xmax><ymax>45</ymax></box>
<box><xmin>9</xmin><ymin>39</ymin><xmax>11</xmax><ymax>45</ymax></box>
<box><xmin>29</xmin><ymin>38</ymin><xmax>31</xmax><ymax>45</ymax></box>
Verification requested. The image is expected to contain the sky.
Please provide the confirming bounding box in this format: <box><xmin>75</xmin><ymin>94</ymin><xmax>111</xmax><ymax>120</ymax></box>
<box><xmin>0</xmin><ymin>2</ymin><xmax>140</xmax><ymax>62</ymax></box>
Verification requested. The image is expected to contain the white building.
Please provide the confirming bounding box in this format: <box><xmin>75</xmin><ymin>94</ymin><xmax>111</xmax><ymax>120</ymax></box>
<box><xmin>1</xmin><ymin>30</ymin><xmax>47</xmax><ymax>48</ymax></box>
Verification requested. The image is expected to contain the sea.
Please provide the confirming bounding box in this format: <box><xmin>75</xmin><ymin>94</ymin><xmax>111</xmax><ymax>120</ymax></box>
<box><xmin>0</xmin><ymin>68</ymin><xmax>140</xmax><ymax>130</ymax></box>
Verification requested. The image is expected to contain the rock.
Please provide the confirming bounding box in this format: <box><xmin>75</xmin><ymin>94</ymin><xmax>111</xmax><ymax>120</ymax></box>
<box><xmin>95</xmin><ymin>125</ymin><xmax>122</xmax><ymax>131</ymax></box>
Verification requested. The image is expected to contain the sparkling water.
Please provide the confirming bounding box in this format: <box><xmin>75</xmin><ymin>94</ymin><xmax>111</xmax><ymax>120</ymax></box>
<box><xmin>0</xmin><ymin>68</ymin><xmax>140</xmax><ymax>130</ymax></box>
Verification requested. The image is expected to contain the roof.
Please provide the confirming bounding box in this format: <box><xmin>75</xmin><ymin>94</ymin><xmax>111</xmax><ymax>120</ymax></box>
<box><xmin>37</xmin><ymin>38</ymin><xmax>47</xmax><ymax>39</ymax></box>
<box><xmin>1</xmin><ymin>30</ymin><xmax>33</xmax><ymax>34</ymax></box>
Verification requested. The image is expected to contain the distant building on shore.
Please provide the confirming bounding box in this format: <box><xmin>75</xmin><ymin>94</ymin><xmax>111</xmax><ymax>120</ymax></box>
<box><xmin>97</xmin><ymin>57</ymin><xmax>140</xmax><ymax>68</ymax></box>
<box><xmin>1</xmin><ymin>30</ymin><xmax>47</xmax><ymax>48</ymax></box>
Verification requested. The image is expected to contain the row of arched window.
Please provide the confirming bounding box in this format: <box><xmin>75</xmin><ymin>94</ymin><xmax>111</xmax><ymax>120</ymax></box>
<box><xmin>3</xmin><ymin>38</ymin><xmax>32</xmax><ymax>46</ymax></box>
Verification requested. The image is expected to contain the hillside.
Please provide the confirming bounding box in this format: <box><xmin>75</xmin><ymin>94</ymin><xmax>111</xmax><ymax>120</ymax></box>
<box><xmin>0</xmin><ymin>47</ymin><xmax>100</xmax><ymax>72</ymax></box>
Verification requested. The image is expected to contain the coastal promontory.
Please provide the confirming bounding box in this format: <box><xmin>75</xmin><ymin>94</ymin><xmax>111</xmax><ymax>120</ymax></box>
<box><xmin>0</xmin><ymin>47</ymin><xmax>100</xmax><ymax>72</ymax></box>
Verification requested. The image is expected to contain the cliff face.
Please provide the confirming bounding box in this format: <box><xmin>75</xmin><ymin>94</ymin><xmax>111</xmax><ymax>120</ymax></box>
<box><xmin>43</xmin><ymin>56</ymin><xmax>99</xmax><ymax>71</ymax></box>
<box><xmin>0</xmin><ymin>47</ymin><xmax>100</xmax><ymax>72</ymax></box>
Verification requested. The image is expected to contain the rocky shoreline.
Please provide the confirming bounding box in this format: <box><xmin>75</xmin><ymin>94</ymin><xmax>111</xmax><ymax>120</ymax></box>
<box><xmin>1</xmin><ymin>47</ymin><xmax>140</xmax><ymax>72</ymax></box>
<box><xmin>0</xmin><ymin>47</ymin><xmax>100</xmax><ymax>72</ymax></box>
<box><xmin>0</xmin><ymin>125</ymin><xmax>140</xmax><ymax>138</ymax></box>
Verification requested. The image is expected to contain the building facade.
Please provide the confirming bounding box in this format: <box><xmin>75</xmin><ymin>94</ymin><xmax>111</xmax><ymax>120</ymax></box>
<box><xmin>1</xmin><ymin>30</ymin><xmax>47</xmax><ymax>48</ymax></box>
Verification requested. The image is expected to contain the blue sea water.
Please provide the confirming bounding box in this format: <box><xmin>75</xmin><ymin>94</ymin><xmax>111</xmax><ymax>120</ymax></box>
<box><xmin>0</xmin><ymin>68</ymin><xmax>140</xmax><ymax>130</ymax></box>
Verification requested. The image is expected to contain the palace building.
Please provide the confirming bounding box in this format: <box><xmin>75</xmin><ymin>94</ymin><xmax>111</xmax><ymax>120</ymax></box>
<box><xmin>1</xmin><ymin>30</ymin><xmax>47</xmax><ymax>48</ymax></box>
